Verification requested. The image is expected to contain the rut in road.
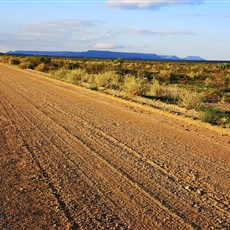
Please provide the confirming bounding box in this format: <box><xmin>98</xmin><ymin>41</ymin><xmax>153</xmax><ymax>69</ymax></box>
<box><xmin>1</xmin><ymin>64</ymin><xmax>230</xmax><ymax>229</ymax></box>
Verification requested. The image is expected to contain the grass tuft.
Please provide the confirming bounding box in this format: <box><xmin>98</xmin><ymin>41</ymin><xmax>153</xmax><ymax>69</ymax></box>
<box><xmin>179</xmin><ymin>91</ymin><xmax>202</xmax><ymax>110</ymax></box>
<box><xmin>123</xmin><ymin>75</ymin><xmax>149</xmax><ymax>97</ymax></box>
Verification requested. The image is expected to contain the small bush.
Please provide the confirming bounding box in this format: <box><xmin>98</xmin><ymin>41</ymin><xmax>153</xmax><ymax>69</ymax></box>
<box><xmin>201</xmin><ymin>106</ymin><xmax>229</xmax><ymax>126</ymax></box>
<box><xmin>148</xmin><ymin>80</ymin><xmax>162</xmax><ymax>97</ymax></box>
<box><xmin>1</xmin><ymin>54</ymin><xmax>10</xmax><ymax>63</ymax></box>
<box><xmin>51</xmin><ymin>68</ymin><xmax>68</xmax><ymax>80</ymax></box>
<box><xmin>88</xmin><ymin>74</ymin><xmax>96</xmax><ymax>84</ymax></box>
<box><xmin>89</xmin><ymin>82</ymin><xmax>98</xmax><ymax>91</ymax></box>
<box><xmin>123</xmin><ymin>75</ymin><xmax>149</xmax><ymax>97</ymax></box>
<box><xmin>9</xmin><ymin>57</ymin><xmax>20</xmax><ymax>65</ymax></box>
<box><xmin>84</xmin><ymin>62</ymin><xmax>106</xmax><ymax>74</ymax></box>
<box><xmin>65</xmin><ymin>69</ymin><xmax>88</xmax><ymax>84</ymax></box>
<box><xmin>19</xmin><ymin>62</ymin><xmax>28</xmax><ymax>69</ymax></box>
<box><xmin>20</xmin><ymin>57</ymin><xmax>38</xmax><ymax>69</ymax></box>
<box><xmin>179</xmin><ymin>91</ymin><xmax>202</xmax><ymax>110</ymax></box>
<box><xmin>95</xmin><ymin>71</ymin><xmax>122</xmax><ymax>89</ymax></box>
<box><xmin>221</xmin><ymin>94</ymin><xmax>230</xmax><ymax>104</ymax></box>
<box><xmin>163</xmin><ymin>85</ymin><xmax>181</xmax><ymax>103</ymax></box>
<box><xmin>223</xmin><ymin>75</ymin><xmax>230</xmax><ymax>88</ymax></box>
<box><xmin>204</xmin><ymin>77</ymin><xmax>212</xmax><ymax>87</ymax></box>
<box><xmin>35</xmin><ymin>63</ymin><xmax>47</xmax><ymax>72</ymax></box>
<box><xmin>218</xmin><ymin>63</ymin><xmax>230</xmax><ymax>69</ymax></box>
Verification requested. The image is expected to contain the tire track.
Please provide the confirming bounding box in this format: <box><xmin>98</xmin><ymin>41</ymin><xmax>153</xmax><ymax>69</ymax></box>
<box><xmin>0</xmin><ymin>99</ymin><xmax>72</xmax><ymax>230</ymax></box>
<box><xmin>24</xmin><ymin>143</ymin><xmax>79</xmax><ymax>230</ymax></box>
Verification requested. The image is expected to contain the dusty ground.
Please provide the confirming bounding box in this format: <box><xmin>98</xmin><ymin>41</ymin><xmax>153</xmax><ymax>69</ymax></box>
<box><xmin>0</xmin><ymin>63</ymin><xmax>230</xmax><ymax>230</ymax></box>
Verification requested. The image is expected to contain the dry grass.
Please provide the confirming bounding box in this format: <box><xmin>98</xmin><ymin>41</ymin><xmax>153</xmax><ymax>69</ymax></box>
<box><xmin>179</xmin><ymin>91</ymin><xmax>202</xmax><ymax>110</ymax></box>
<box><xmin>95</xmin><ymin>71</ymin><xmax>122</xmax><ymax>89</ymax></box>
<box><xmin>123</xmin><ymin>75</ymin><xmax>149</xmax><ymax>97</ymax></box>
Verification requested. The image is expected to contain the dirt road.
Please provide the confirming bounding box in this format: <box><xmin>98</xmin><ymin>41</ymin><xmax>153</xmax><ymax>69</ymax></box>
<box><xmin>0</xmin><ymin>63</ymin><xmax>229</xmax><ymax>229</ymax></box>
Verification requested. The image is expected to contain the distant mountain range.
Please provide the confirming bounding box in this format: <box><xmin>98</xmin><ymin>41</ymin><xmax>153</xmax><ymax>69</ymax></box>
<box><xmin>6</xmin><ymin>50</ymin><xmax>206</xmax><ymax>61</ymax></box>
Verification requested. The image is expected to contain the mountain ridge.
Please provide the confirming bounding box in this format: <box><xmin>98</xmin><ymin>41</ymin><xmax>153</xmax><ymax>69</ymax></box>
<box><xmin>6</xmin><ymin>50</ymin><xmax>206</xmax><ymax>61</ymax></box>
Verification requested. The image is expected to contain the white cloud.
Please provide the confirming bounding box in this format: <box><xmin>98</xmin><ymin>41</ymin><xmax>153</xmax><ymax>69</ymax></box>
<box><xmin>21</xmin><ymin>19</ymin><xmax>98</xmax><ymax>40</ymax></box>
<box><xmin>92</xmin><ymin>43</ymin><xmax>123</xmax><ymax>49</ymax></box>
<box><xmin>0</xmin><ymin>19</ymin><xmax>103</xmax><ymax>52</ymax></box>
<box><xmin>106</xmin><ymin>0</ymin><xmax>203</xmax><ymax>10</ymax></box>
<box><xmin>128</xmin><ymin>28</ymin><xmax>195</xmax><ymax>36</ymax></box>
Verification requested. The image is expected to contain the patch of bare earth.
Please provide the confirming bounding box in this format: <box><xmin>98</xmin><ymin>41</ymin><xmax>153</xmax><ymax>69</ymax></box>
<box><xmin>0</xmin><ymin>64</ymin><xmax>229</xmax><ymax>229</ymax></box>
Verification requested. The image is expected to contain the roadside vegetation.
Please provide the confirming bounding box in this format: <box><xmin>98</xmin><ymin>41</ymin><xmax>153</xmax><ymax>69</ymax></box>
<box><xmin>1</xmin><ymin>54</ymin><xmax>229</xmax><ymax>128</ymax></box>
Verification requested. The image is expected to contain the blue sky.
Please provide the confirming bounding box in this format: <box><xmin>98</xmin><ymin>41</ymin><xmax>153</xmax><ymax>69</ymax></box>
<box><xmin>0</xmin><ymin>0</ymin><xmax>229</xmax><ymax>60</ymax></box>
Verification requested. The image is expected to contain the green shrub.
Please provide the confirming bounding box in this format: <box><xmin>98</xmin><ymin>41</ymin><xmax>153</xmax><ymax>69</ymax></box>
<box><xmin>1</xmin><ymin>54</ymin><xmax>10</xmax><ymax>63</ymax></box>
<box><xmin>20</xmin><ymin>57</ymin><xmax>38</xmax><ymax>69</ymax></box>
<box><xmin>148</xmin><ymin>80</ymin><xmax>162</xmax><ymax>97</ymax></box>
<box><xmin>35</xmin><ymin>63</ymin><xmax>47</xmax><ymax>72</ymax></box>
<box><xmin>95</xmin><ymin>71</ymin><xmax>122</xmax><ymax>89</ymax></box>
<box><xmin>51</xmin><ymin>68</ymin><xmax>68</xmax><ymax>80</ymax></box>
<box><xmin>221</xmin><ymin>94</ymin><xmax>230</xmax><ymax>104</ymax></box>
<box><xmin>123</xmin><ymin>75</ymin><xmax>149</xmax><ymax>97</ymax></box>
<box><xmin>218</xmin><ymin>63</ymin><xmax>230</xmax><ymax>69</ymax></box>
<box><xmin>223</xmin><ymin>75</ymin><xmax>230</xmax><ymax>88</ymax></box>
<box><xmin>89</xmin><ymin>82</ymin><xmax>98</xmax><ymax>91</ymax></box>
<box><xmin>204</xmin><ymin>77</ymin><xmax>214</xmax><ymax>87</ymax></box>
<box><xmin>148</xmin><ymin>82</ymin><xmax>182</xmax><ymax>103</ymax></box>
<box><xmin>88</xmin><ymin>74</ymin><xmax>96</xmax><ymax>84</ymax></box>
<box><xmin>19</xmin><ymin>62</ymin><xmax>28</xmax><ymax>69</ymax></box>
<box><xmin>179</xmin><ymin>91</ymin><xmax>202</xmax><ymax>110</ymax></box>
<box><xmin>65</xmin><ymin>69</ymin><xmax>88</xmax><ymax>84</ymax></box>
<box><xmin>201</xmin><ymin>106</ymin><xmax>229</xmax><ymax>125</ymax></box>
<box><xmin>84</xmin><ymin>62</ymin><xmax>106</xmax><ymax>74</ymax></box>
<box><xmin>9</xmin><ymin>57</ymin><xmax>20</xmax><ymax>65</ymax></box>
